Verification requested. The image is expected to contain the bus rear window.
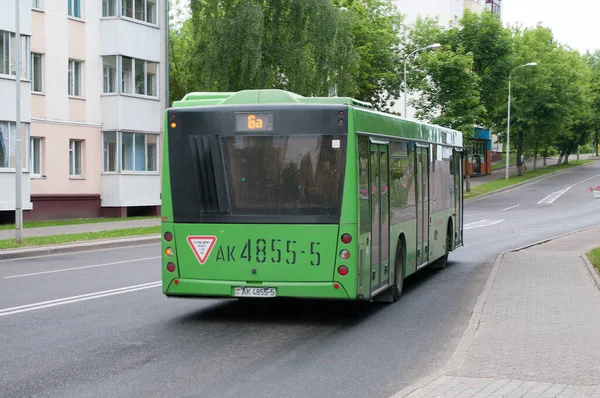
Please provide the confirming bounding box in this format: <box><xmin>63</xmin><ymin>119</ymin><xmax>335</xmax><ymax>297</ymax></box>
<box><xmin>221</xmin><ymin>135</ymin><xmax>346</xmax><ymax>216</ymax></box>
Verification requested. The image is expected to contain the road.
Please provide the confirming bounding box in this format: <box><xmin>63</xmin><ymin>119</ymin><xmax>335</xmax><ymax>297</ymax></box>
<box><xmin>1</xmin><ymin>161</ymin><xmax>599</xmax><ymax>398</ymax></box>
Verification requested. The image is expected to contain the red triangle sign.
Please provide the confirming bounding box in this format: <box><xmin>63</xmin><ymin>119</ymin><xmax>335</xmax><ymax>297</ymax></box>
<box><xmin>187</xmin><ymin>236</ymin><xmax>217</xmax><ymax>264</ymax></box>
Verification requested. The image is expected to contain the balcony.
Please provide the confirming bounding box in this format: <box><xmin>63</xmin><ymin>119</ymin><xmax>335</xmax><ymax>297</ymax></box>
<box><xmin>464</xmin><ymin>0</ymin><xmax>485</xmax><ymax>13</ymax></box>
<box><xmin>0</xmin><ymin>169</ymin><xmax>32</xmax><ymax>211</ymax></box>
<box><xmin>0</xmin><ymin>78</ymin><xmax>31</xmax><ymax>123</ymax></box>
<box><xmin>101</xmin><ymin>173</ymin><xmax>160</xmax><ymax>207</ymax></box>
<box><xmin>100</xmin><ymin>17</ymin><xmax>160</xmax><ymax>62</ymax></box>
<box><xmin>101</xmin><ymin>94</ymin><xmax>162</xmax><ymax>132</ymax></box>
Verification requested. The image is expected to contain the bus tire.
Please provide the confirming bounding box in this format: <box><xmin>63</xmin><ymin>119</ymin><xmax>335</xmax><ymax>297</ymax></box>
<box><xmin>432</xmin><ymin>222</ymin><xmax>452</xmax><ymax>270</ymax></box>
<box><xmin>393</xmin><ymin>243</ymin><xmax>404</xmax><ymax>301</ymax></box>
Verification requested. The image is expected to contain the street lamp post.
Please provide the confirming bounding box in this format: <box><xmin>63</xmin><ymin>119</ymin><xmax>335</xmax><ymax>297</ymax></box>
<box><xmin>15</xmin><ymin>0</ymin><xmax>23</xmax><ymax>243</ymax></box>
<box><xmin>403</xmin><ymin>43</ymin><xmax>441</xmax><ymax>118</ymax></box>
<box><xmin>505</xmin><ymin>62</ymin><xmax>537</xmax><ymax>180</ymax></box>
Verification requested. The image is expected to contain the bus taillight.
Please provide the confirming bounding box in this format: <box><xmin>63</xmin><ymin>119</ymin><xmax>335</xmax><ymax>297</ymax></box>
<box><xmin>338</xmin><ymin>265</ymin><xmax>349</xmax><ymax>276</ymax></box>
<box><xmin>166</xmin><ymin>262</ymin><xmax>176</xmax><ymax>272</ymax></box>
<box><xmin>164</xmin><ymin>231</ymin><xmax>172</xmax><ymax>241</ymax></box>
<box><xmin>341</xmin><ymin>233</ymin><xmax>352</xmax><ymax>244</ymax></box>
<box><xmin>165</xmin><ymin>247</ymin><xmax>174</xmax><ymax>257</ymax></box>
<box><xmin>339</xmin><ymin>250</ymin><xmax>350</xmax><ymax>260</ymax></box>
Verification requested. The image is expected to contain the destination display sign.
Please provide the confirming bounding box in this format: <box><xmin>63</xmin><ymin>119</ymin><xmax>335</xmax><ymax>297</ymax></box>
<box><xmin>234</xmin><ymin>113</ymin><xmax>274</xmax><ymax>132</ymax></box>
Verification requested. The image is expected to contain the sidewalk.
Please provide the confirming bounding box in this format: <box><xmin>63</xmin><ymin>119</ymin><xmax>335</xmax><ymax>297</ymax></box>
<box><xmin>469</xmin><ymin>153</ymin><xmax>598</xmax><ymax>189</ymax></box>
<box><xmin>0</xmin><ymin>217</ymin><xmax>160</xmax><ymax>241</ymax></box>
<box><xmin>393</xmin><ymin>226</ymin><xmax>600</xmax><ymax>398</ymax></box>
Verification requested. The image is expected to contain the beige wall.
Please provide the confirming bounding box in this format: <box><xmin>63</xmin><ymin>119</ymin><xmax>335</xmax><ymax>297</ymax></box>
<box><xmin>68</xmin><ymin>18</ymin><xmax>86</xmax><ymax>64</ymax></box>
<box><xmin>30</xmin><ymin>122</ymin><xmax>101</xmax><ymax>196</ymax></box>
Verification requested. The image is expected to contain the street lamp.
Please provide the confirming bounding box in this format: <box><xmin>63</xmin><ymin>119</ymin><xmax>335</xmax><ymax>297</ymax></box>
<box><xmin>505</xmin><ymin>62</ymin><xmax>537</xmax><ymax>180</ymax></box>
<box><xmin>403</xmin><ymin>43</ymin><xmax>441</xmax><ymax>118</ymax></box>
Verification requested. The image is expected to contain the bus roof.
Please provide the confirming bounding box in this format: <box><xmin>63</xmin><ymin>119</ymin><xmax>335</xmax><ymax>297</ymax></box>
<box><xmin>173</xmin><ymin>89</ymin><xmax>374</xmax><ymax>109</ymax></box>
<box><xmin>171</xmin><ymin>89</ymin><xmax>463</xmax><ymax>148</ymax></box>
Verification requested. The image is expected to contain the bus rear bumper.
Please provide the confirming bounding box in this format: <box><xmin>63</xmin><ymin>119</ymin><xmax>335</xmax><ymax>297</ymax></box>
<box><xmin>163</xmin><ymin>278</ymin><xmax>352</xmax><ymax>299</ymax></box>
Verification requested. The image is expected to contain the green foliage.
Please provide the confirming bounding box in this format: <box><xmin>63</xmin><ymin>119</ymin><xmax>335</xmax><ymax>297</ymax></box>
<box><xmin>400</xmin><ymin>10</ymin><xmax>511</xmax><ymax>136</ymax></box>
<box><xmin>168</xmin><ymin>1</ymin><xmax>598</xmax><ymax>158</ymax></box>
<box><xmin>170</xmin><ymin>0</ymin><xmax>402</xmax><ymax>111</ymax></box>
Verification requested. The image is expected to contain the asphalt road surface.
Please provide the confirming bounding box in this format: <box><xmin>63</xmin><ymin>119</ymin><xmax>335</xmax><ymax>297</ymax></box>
<box><xmin>1</xmin><ymin>161</ymin><xmax>599</xmax><ymax>398</ymax></box>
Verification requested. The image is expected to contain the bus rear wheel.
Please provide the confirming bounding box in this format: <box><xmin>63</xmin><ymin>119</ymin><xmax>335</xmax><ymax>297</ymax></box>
<box><xmin>393</xmin><ymin>244</ymin><xmax>404</xmax><ymax>301</ymax></box>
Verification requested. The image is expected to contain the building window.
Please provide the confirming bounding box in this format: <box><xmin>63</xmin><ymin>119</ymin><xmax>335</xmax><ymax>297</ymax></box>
<box><xmin>0</xmin><ymin>30</ymin><xmax>30</xmax><ymax>78</ymax></box>
<box><xmin>30</xmin><ymin>137</ymin><xmax>43</xmax><ymax>176</ymax></box>
<box><xmin>119</xmin><ymin>56</ymin><xmax>157</xmax><ymax>97</ymax></box>
<box><xmin>120</xmin><ymin>132</ymin><xmax>158</xmax><ymax>172</ymax></box>
<box><xmin>69</xmin><ymin>139</ymin><xmax>83</xmax><ymax>176</ymax></box>
<box><xmin>32</xmin><ymin>0</ymin><xmax>43</xmax><ymax>9</ymax></box>
<box><xmin>102</xmin><ymin>56</ymin><xmax>117</xmax><ymax>93</ymax></box>
<box><xmin>103</xmin><ymin>131</ymin><xmax>117</xmax><ymax>172</ymax></box>
<box><xmin>68</xmin><ymin>59</ymin><xmax>82</xmax><ymax>97</ymax></box>
<box><xmin>122</xmin><ymin>0</ymin><xmax>156</xmax><ymax>24</ymax></box>
<box><xmin>0</xmin><ymin>121</ymin><xmax>30</xmax><ymax>169</ymax></box>
<box><xmin>102</xmin><ymin>0</ymin><xmax>117</xmax><ymax>17</ymax></box>
<box><xmin>32</xmin><ymin>53</ymin><xmax>43</xmax><ymax>92</ymax></box>
<box><xmin>68</xmin><ymin>0</ymin><xmax>81</xmax><ymax>18</ymax></box>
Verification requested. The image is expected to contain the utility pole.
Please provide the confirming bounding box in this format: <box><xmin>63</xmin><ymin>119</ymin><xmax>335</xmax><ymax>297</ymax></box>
<box><xmin>15</xmin><ymin>0</ymin><xmax>23</xmax><ymax>244</ymax></box>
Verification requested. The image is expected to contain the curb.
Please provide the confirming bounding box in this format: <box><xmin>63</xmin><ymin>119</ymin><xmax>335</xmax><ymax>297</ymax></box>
<box><xmin>465</xmin><ymin>160</ymin><xmax>597</xmax><ymax>202</ymax></box>
<box><xmin>0</xmin><ymin>234</ymin><xmax>161</xmax><ymax>261</ymax></box>
<box><xmin>389</xmin><ymin>224</ymin><xmax>600</xmax><ymax>398</ymax></box>
<box><xmin>581</xmin><ymin>254</ymin><xmax>600</xmax><ymax>292</ymax></box>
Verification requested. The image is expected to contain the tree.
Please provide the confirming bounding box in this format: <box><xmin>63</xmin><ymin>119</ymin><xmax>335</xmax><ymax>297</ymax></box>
<box><xmin>584</xmin><ymin>50</ymin><xmax>600</xmax><ymax>157</ymax></box>
<box><xmin>400</xmin><ymin>16</ymin><xmax>485</xmax><ymax>136</ymax></box>
<box><xmin>170</xmin><ymin>0</ymin><xmax>403</xmax><ymax>111</ymax></box>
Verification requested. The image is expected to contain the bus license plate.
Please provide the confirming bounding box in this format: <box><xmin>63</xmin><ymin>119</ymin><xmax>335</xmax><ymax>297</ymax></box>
<box><xmin>234</xmin><ymin>287</ymin><xmax>276</xmax><ymax>298</ymax></box>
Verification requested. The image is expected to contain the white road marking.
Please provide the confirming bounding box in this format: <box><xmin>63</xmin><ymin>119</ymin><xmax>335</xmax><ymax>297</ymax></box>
<box><xmin>3</xmin><ymin>257</ymin><xmax>161</xmax><ymax>279</ymax></box>
<box><xmin>501</xmin><ymin>205</ymin><xmax>520</xmax><ymax>212</ymax></box>
<box><xmin>0</xmin><ymin>281</ymin><xmax>161</xmax><ymax>317</ymax></box>
<box><xmin>538</xmin><ymin>187</ymin><xmax>571</xmax><ymax>204</ymax></box>
<box><xmin>463</xmin><ymin>219</ymin><xmax>504</xmax><ymax>230</ymax></box>
<box><xmin>538</xmin><ymin>172</ymin><xmax>600</xmax><ymax>205</ymax></box>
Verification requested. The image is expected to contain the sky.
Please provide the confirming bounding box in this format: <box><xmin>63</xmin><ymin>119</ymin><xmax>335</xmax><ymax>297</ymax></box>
<box><xmin>502</xmin><ymin>0</ymin><xmax>599</xmax><ymax>54</ymax></box>
<box><xmin>171</xmin><ymin>0</ymin><xmax>599</xmax><ymax>54</ymax></box>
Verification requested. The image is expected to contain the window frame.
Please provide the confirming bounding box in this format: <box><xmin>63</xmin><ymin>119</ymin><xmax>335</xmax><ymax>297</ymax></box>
<box><xmin>107</xmin><ymin>55</ymin><xmax>158</xmax><ymax>98</ymax></box>
<box><xmin>68</xmin><ymin>59</ymin><xmax>83</xmax><ymax>97</ymax></box>
<box><xmin>102</xmin><ymin>0</ymin><xmax>117</xmax><ymax>17</ymax></box>
<box><xmin>103</xmin><ymin>131</ymin><xmax>159</xmax><ymax>174</ymax></box>
<box><xmin>120</xmin><ymin>0</ymin><xmax>158</xmax><ymax>25</ymax></box>
<box><xmin>31</xmin><ymin>52</ymin><xmax>43</xmax><ymax>93</ymax></box>
<box><xmin>0</xmin><ymin>121</ymin><xmax>30</xmax><ymax>170</ymax></box>
<box><xmin>120</xmin><ymin>131</ymin><xmax>159</xmax><ymax>173</ymax></box>
<box><xmin>0</xmin><ymin>30</ymin><xmax>31</xmax><ymax>79</ymax></box>
<box><xmin>69</xmin><ymin>139</ymin><xmax>83</xmax><ymax>177</ymax></box>
<box><xmin>68</xmin><ymin>0</ymin><xmax>82</xmax><ymax>19</ymax></box>
<box><xmin>30</xmin><ymin>136</ymin><xmax>43</xmax><ymax>177</ymax></box>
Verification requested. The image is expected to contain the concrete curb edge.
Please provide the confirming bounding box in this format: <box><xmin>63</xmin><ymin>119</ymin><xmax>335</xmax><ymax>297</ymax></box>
<box><xmin>465</xmin><ymin>160</ymin><xmax>596</xmax><ymax>203</ymax></box>
<box><xmin>0</xmin><ymin>234</ymin><xmax>161</xmax><ymax>261</ymax></box>
<box><xmin>389</xmin><ymin>223</ymin><xmax>600</xmax><ymax>398</ymax></box>
<box><xmin>581</xmin><ymin>254</ymin><xmax>600</xmax><ymax>292</ymax></box>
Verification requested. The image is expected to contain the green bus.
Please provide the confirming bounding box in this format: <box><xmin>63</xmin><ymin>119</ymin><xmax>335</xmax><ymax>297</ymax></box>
<box><xmin>161</xmin><ymin>89</ymin><xmax>464</xmax><ymax>302</ymax></box>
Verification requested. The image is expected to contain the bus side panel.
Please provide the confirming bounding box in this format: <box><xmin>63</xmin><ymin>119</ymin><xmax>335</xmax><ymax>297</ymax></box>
<box><xmin>428</xmin><ymin>144</ymin><xmax>459</xmax><ymax>262</ymax></box>
<box><xmin>161</xmin><ymin>110</ymin><xmax>174</xmax><ymax>221</ymax></box>
<box><xmin>337</xmin><ymin>110</ymin><xmax>360</xmax><ymax>299</ymax></box>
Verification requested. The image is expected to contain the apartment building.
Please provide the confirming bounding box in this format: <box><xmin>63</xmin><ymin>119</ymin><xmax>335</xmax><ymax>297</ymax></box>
<box><xmin>394</xmin><ymin>0</ymin><xmax>501</xmax><ymax>25</ymax></box>
<box><xmin>0</xmin><ymin>0</ymin><xmax>167</xmax><ymax>222</ymax></box>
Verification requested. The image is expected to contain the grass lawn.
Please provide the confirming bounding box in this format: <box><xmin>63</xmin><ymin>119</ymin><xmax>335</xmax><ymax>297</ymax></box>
<box><xmin>586</xmin><ymin>247</ymin><xmax>600</xmax><ymax>275</ymax></box>
<box><xmin>465</xmin><ymin>160</ymin><xmax>595</xmax><ymax>200</ymax></box>
<box><xmin>0</xmin><ymin>226</ymin><xmax>160</xmax><ymax>250</ymax></box>
<box><xmin>0</xmin><ymin>216</ymin><xmax>158</xmax><ymax>231</ymax></box>
<box><xmin>491</xmin><ymin>152</ymin><xmax>517</xmax><ymax>171</ymax></box>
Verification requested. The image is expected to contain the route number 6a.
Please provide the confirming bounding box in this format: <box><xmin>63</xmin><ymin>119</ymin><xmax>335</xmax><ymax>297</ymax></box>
<box><xmin>248</xmin><ymin>114</ymin><xmax>264</xmax><ymax>129</ymax></box>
